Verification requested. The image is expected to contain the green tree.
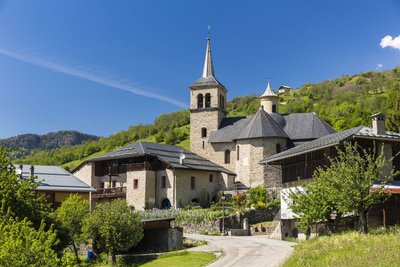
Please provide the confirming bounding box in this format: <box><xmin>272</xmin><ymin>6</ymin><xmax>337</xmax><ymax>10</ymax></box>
<box><xmin>0</xmin><ymin>215</ymin><xmax>60</xmax><ymax>267</ymax></box>
<box><xmin>289</xmin><ymin>142</ymin><xmax>395</xmax><ymax>234</ymax></box>
<box><xmin>83</xmin><ymin>199</ymin><xmax>143</xmax><ymax>265</ymax></box>
<box><xmin>55</xmin><ymin>194</ymin><xmax>90</xmax><ymax>263</ymax></box>
<box><xmin>0</xmin><ymin>147</ymin><xmax>51</xmax><ymax>228</ymax></box>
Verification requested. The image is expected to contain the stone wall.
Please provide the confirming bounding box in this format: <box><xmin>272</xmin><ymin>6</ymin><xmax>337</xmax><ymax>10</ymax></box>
<box><xmin>126</xmin><ymin>170</ymin><xmax>156</xmax><ymax>210</ymax></box>
<box><xmin>73</xmin><ymin>162</ymin><xmax>93</xmax><ymax>186</ymax></box>
<box><xmin>175</xmin><ymin>207</ymin><xmax>279</xmax><ymax>234</ymax></box>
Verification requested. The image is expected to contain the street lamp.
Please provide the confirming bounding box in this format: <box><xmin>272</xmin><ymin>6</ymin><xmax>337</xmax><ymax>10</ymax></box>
<box><xmin>221</xmin><ymin>192</ymin><xmax>226</xmax><ymax>234</ymax></box>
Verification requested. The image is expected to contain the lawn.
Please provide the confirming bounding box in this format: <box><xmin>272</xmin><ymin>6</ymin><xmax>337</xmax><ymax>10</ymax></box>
<box><xmin>138</xmin><ymin>251</ymin><xmax>216</xmax><ymax>267</ymax></box>
<box><xmin>283</xmin><ymin>228</ymin><xmax>400</xmax><ymax>267</ymax></box>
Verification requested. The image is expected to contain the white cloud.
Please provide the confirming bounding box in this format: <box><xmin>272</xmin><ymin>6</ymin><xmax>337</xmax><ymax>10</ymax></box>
<box><xmin>0</xmin><ymin>47</ymin><xmax>187</xmax><ymax>108</ymax></box>
<box><xmin>380</xmin><ymin>35</ymin><xmax>400</xmax><ymax>50</ymax></box>
<box><xmin>376</xmin><ymin>63</ymin><xmax>383</xmax><ymax>70</ymax></box>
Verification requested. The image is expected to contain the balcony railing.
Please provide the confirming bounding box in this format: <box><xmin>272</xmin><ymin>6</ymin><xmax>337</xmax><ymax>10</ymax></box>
<box><xmin>92</xmin><ymin>186</ymin><xmax>127</xmax><ymax>199</ymax></box>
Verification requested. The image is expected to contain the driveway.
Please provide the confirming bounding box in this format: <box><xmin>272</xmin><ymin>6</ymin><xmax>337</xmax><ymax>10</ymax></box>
<box><xmin>185</xmin><ymin>234</ymin><xmax>295</xmax><ymax>267</ymax></box>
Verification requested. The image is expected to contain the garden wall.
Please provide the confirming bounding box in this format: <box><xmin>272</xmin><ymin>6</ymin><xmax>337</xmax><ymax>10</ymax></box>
<box><xmin>175</xmin><ymin>206</ymin><xmax>279</xmax><ymax>234</ymax></box>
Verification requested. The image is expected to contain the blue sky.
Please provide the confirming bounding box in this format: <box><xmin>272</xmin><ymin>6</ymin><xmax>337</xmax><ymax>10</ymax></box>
<box><xmin>0</xmin><ymin>0</ymin><xmax>399</xmax><ymax>138</ymax></box>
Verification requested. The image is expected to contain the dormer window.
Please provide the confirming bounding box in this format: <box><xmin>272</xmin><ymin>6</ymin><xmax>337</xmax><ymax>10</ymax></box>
<box><xmin>205</xmin><ymin>93</ymin><xmax>211</xmax><ymax>108</ymax></box>
<box><xmin>197</xmin><ymin>94</ymin><xmax>204</xmax><ymax>108</ymax></box>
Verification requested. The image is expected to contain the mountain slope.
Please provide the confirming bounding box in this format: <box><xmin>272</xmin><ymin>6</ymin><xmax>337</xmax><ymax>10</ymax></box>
<box><xmin>1</xmin><ymin>131</ymin><xmax>99</xmax><ymax>159</ymax></box>
<box><xmin>15</xmin><ymin>66</ymin><xmax>400</xmax><ymax>171</ymax></box>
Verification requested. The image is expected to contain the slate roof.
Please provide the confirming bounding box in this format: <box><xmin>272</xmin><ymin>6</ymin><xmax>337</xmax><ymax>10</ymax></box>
<box><xmin>209</xmin><ymin>116</ymin><xmax>251</xmax><ymax>143</ymax></box>
<box><xmin>261</xmin><ymin>126</ymin><xmax>400</xmax><ymax>164</ymax></box>
<box><xmin>190</xmin><ymin>76</ymin><xmax>226</xmax><ymax>89</ymax></box>
<box><xmin>282</xmin><ymin>113</ymin><xmax>336</xmax><ymax>140</ymax></box>
<box><xmin>235</xmin><ymin>108</ymin><xmax>288</xmax><ymax>140</ymax></box>
<box><xmin>88</xmin><ymin>142</ymin><xmax>235</xmax><ymax>175</ymax></box>
<box><xmin>209</xmin><ymin>112</ymin><xmax>335</xmax><ymax>143</ymax></box>
<box><xmin>15</xmin><ymin>164</ymin><xmax>95</xmax><ymax>192</ymax></box>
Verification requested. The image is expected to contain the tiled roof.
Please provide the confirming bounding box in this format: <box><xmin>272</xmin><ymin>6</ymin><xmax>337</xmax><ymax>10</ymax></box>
<box><xmin>282</xmin><ymin>113</ymin><xmax>336</xmax><ymax>140</ymax></box>
<box><xmin>261</xmin><ymin>126</ymin><xmax>400</xmax><ymax>164</ymax></box>
<box><xmin>15</xmin><ymin>164</ymin><xmax>95</xmax><ymax>192</ymax></box>
<box><xmin>209</xmin><ymin>112</ymin><xmax>335</xmax><ymax>143</ymax></box>
<box><xmin>209</xmin><ymin>116</ymin><xmax>251</xmax><ymax>143</ymax></box>
<box><xmin>235</xmin><ymin>108</ymin><xmax>288</xmax><ymax>140</ymax></box>
<box><xmin>88</xmin><ymin>142</ymin><xmax>235</xmax><ymax>175</ymax></box>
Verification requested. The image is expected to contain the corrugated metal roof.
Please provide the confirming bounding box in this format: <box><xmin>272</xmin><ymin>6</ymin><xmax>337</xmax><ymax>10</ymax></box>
<box><xmin>14</xmin><ymin>164</ymin><xmax>96</xmax><ymax>192</ymax></box>
<box><xmin>88</xmin><ymin>142</ymin><xmax>236</xmax><ymax>176</ymax></box>
<box><xmin>261</xmin><ymin>126</ymin><xmax>400</xmax><ymax>164</ymax></box>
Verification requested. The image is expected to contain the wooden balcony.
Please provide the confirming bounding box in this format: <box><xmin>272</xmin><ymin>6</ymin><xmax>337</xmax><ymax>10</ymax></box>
<box><xmin>92</xmin><ymin>186</ymin><xmax>127</xmax><ymax>199</ymax></box>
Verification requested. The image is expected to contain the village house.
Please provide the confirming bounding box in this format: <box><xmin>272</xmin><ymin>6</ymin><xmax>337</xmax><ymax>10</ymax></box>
<box><xmin>72</xmin><ymin>142</ymin><xmax>235</xmax><ymax>210</ymax></box>
<box><xmin>15</xmin><ymin>164</ymin><xmax>95</xmax><ymax>209</ymax></box>
<box><xmin>261</xmin><ymin>113</ymin><xmax>400</xmax><ymax>238</ymax></box>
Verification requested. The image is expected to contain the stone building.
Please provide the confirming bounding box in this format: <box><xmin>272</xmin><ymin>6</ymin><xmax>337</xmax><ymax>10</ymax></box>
<box><xmin>73</xmin><ymin>142</ymin><xmax>235</xmax><ymax>210</ymax></box>
<box><xmin>189</xmin><ymin>35</ymin><xmax>335</xmax><ymax>189</ymax></box>
<box><xmin>262</xmin><ymin>113</ymin><xmax>400</xmax><ymax>238</ymax></box>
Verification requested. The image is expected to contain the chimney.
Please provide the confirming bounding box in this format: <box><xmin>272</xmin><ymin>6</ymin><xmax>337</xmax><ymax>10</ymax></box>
<box><xmin>30</xmin><ymin>165</ymin><xmax>35</xmax><ymax>177</ymax></box>
<box><xmin>371</xmin><ymin>113</ymin><xmax>386</xmax><ymax>135</ymax></box>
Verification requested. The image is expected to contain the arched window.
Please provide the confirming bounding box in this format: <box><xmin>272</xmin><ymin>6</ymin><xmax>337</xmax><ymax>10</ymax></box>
<box><xmin>161</xmin><ymin>198</ymin><xmax>171</xmax><ymax>209</ymax></box>
<box><xmin>272</xmin><ymin>104</ymin><xmax>277</xmax><ymax>113</ymax></box>
<box><xmin>276</xmin><ymin>143</ymin><xmax>281</xmax><ymax>153</ymax></box>
<box><xmin>224</xmin><ymin>149</ymin><xmax>231</xmax><ymax>164</ymax></box>
<box><xmin>201</xmin><ymin>127</ymin><xmax>207</xmax><ymax>138</ymax></box>
<box><xmin>197</xmin><ymin>94</ymin><xmax>204</xmax><ymax>109</ymax></box>
<box><xmin>205</xmin><ymin>93</ymin><xmax>211</xmax><ymax>108</ymax></box>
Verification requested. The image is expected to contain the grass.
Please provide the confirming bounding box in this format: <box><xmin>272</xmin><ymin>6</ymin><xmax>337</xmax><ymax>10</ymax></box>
<box><xmin>138</xmin><ymin>251</ymin><xmax>216</xmax><ymax>267</ymax></box>
<box><xmin>283</xmin><ymin>229</ymin><xmax>400</xmax><ymax>267</ymax></box>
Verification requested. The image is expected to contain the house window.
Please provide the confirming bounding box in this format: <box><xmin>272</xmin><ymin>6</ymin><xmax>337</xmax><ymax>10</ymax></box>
<box><xmin>272</xmin><ymin>104</ymin><xmax>277</xmax><ymax>113</ymax></box>
<box><xmin>225</xmin><ymin>149</ymin><xmax>231</xmax><ymax>164</ymax></box>
<box><xmin>161</xmin><ymin>176</ymin><xmax>166</xmax><ymax>188</ymax></box>
<box><xmin>237</xmin><ymin>145</ymin><xmax>240</xmax><ymax>161</ymax></box>
<box><xmin>205</xmin><ymin>93</ymin><xmax>211</xmax><ymax>108</ymax></box>
<box><xmin>201</xmin><ymin>127</ymin><xmax>207</xmax><ymax>138</ymax></box>
<box><xmin>112</xmin><ymin>181</ymin><xmax>117</xmax><ymax>188</ymax></box>
<box><xmin>134</xmin><ymin>179</ymin><xmax>138</xmax><ymax>189</ymax></box>
<box><xmin>197</xmin><ymin>94</ymin><xmax>204</xmax><ymax>109</ymax></box>
<box><xmin>100</xmin><ymin>182</ymin><xmax>105</xmax><ymax>188</ymax></box>
<box><xmin>209</xmin><ymin>174</ymin><xmax>213</xmax><ymax>183</ymax></box>
<box><xmin>191</xmin><ymin>177</ymin><xmax>195</xmax><ymax>190</ymax></box>
<box><xmin>276</xmin><ymin>143</ymin><xmax>281</xmax><ymax>153</ymax></box>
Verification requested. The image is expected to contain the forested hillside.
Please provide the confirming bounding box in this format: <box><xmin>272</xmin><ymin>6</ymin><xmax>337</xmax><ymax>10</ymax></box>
<box><xmin>15</xmin><ymin>66</ymin><xmax>400</xmax><ymax>171</ymax></box>
<box><xmin>1</xmin><ymin>131</ymin><xmax>99</xmax><ymax>159</ymax></box>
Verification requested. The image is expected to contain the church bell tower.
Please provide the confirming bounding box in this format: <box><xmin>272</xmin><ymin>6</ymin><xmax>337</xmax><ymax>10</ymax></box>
<box><xmin>189</xmin><ymin>32</ymin><xmax>227</xmax><ymax>158</ymax></box>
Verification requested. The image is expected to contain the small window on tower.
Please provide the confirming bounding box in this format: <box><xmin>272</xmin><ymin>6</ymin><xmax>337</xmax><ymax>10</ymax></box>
<box><xmin>202</xmin><ymin>141</ymin><xmax>205</xmax><ymax>149</ymax></box>
<box><xmin>276</xmin><ymin>143</ymin><xmax>281</xmax><ymax>153</ymax></box>
<box><xmin>197</xmin><ymin>94</ymin><xmax>204</xmax><ymax>109</ymax></box>
<box><xmin>225</xmin><ymin>149</ymin><xmax>231</xmax><ymax>164</ymax></box>
<box><xmin>237</xmin><ymin>145</ymin><xmax>240</xmax><ymax>161</ymax></box>
<box><xmin>201</xmin><ymin>127</ymin><xmax>207</xmax><ymax>138</ymax></box>
<box><xmin>272</xmin><ymin>104</ymin><xmax>277</xmax><ymax>113</ymax></box>
<box><xmin>191</xmin><ymin>177</ymin><xmax>196</xmax><ymax>190</ymax></box>
<box><xmin>209</xmin><ymin>174</ymin><xmax>214</xmax><ymax>182</ymax></box>
<box><xmin>205</xmin><ymin>93</ymin><xmax>211</xmax><ymax>108</ymax></box>
<box><xmin>134</xmin><ymin>179</ymin><xmax>138</xmax><ymax>189</ymax></box>
<box><xmin>161</xmin><ymin>176</ymin><xmax>166</xmax><ymax>188</ymax></box>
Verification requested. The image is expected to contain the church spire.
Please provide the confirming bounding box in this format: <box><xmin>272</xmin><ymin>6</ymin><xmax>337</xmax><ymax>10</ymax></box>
<box><xmin>202</xmin><ymin>27</ymin><xmax>215</xmax><ymax>78</ymax></box>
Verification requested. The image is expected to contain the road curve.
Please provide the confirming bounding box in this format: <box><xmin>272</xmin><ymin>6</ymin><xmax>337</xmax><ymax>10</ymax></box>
<box><xmin>185</xmin><ymin>233</ymin><xmax>295</xmax><ymax>267</ymax></box>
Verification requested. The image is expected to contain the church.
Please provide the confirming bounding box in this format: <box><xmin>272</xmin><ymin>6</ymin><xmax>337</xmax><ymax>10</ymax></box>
<box><xmin>190</xmin><ymin>35</ymin><xmax>335</xmax><ymax>189</ymax></box>
<box><xmin>72</xmin><ymin>35</ymin><xmax>336</xmax><ymax>210</ymax></box>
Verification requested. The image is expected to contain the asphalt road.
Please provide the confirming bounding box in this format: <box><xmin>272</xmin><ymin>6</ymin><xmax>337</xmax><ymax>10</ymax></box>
<box><xmin>185</xmin><ymin>233</ymin><xmax>295</xmax><ymax>267</ymax></box>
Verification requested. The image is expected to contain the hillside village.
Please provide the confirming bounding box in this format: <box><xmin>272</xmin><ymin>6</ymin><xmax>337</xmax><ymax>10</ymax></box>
<box><xmin>1</xmin><ymin>2</ymin><xmax>400</xmax><ymax>265</ymax></box>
